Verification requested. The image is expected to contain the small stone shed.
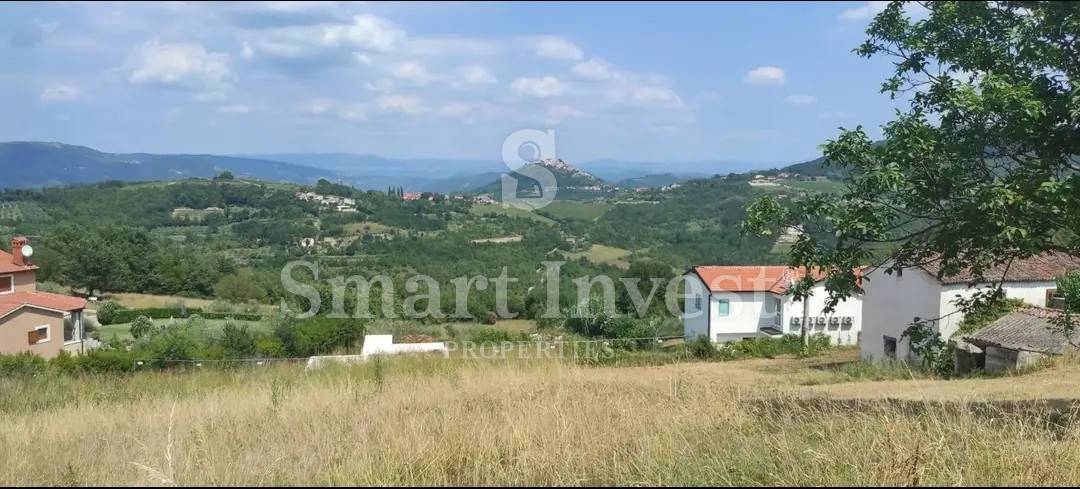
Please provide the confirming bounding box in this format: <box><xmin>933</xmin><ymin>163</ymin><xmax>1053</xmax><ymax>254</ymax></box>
<box><xmin>958</xmin><ymin>308</ymin><xmax>1075</xmax><ymax>374</ymax></box>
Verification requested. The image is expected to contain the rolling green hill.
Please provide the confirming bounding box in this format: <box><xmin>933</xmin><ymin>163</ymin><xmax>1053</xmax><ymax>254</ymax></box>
<box><xmin>0</xmin><ymin>142</ymin><xmax>344</xmax><ymax>189</ymax></box>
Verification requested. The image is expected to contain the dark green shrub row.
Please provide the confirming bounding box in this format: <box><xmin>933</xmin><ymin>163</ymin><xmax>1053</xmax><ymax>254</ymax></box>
<box><xmin>0</xmin><ymin>350</ymin><xmax>137</xmax><ymax>377</ymax></box>
<box><xmin>100</xmin><ymin>306</ymin><xmax>263</xmax><ymax>325</ymax></box>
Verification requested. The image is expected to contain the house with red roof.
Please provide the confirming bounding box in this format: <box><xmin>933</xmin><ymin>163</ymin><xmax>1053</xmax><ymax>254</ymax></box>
<box><xmin>861</xmin><ymin>253</ymin><xmax>1080</xmax><ymax>363</ymax></box>
<box><xmin>0</xmin><ymin>237</ymin><xmax>88</xmax><ymax>358</ymax></box>
<box><xmin>683</xmin><ymin>265</ymin><xmax>863</xmax><ymax>345</ymax></box>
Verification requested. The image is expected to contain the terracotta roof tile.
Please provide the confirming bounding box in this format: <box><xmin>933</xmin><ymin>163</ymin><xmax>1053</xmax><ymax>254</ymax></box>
<box><xmin>689</xmin><ymin>266</ymin><xmax>832</xmax><ymax>295</ymax></box>
<box><xmin>0</xmin><ymin>250</ymin><xmax>38</xmax><ymax>274</ymax></box>
<box><xmin>919</xmin><ymin>252</ymin><xmax>1080</xmax><ymax>285</ymax></box>
<box><xmin>0</xmin><ymin>291</ymin><xmax>87</xmax><ymax>319</ymax></box>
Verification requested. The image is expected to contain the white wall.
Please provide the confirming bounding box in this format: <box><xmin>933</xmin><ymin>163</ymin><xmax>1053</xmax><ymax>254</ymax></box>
<box><xmin>780</xmin><ymin>284</ymin><xmax>863</xmax><ymax>346</ymax></box>
<box><xmin>861</xmin><ymin>267</ymin><xmax>943</xmax><ymax>362</ymax></box>
<box><xmin>937</xmin><ymin>280</ymin><xmax>1058</xmax><ymax>340</ymax></box>
<box><xmin>682</xmin><ymin>274</ymin><xmax>777</xmax><ymax>343</ymax></box>
<box><xmin>709</xmin><ymin>291</ymin><xmax>771</xmax><ymax>341</ymax></box>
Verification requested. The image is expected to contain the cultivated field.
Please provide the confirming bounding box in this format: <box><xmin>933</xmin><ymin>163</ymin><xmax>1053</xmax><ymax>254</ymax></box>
<box><xmin>2</xmin><ymin>351</ymin><xmax>1080</xmax><ymax>485</ymax></box>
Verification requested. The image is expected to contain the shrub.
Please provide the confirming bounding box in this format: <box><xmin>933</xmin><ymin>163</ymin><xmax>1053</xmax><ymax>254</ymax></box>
<box><xmin>129</xmin><ymin>315</ymin><xmax>155</xmax><ymax>340</ymax></box>
<box><xmin>221</xmin><ymin>322</ymin><xmax>257</xmax><ymax>359</ymax></box>
<box><xmin>255</xmin><ymin>337</ymin><xmax>285</xmax><ymax>358</ymax></box>
<box><xmin>95</xmin><ymin>300</ymin><xmax>123</xmax><ymax>325</ymax></box>
<box><xmin>146</xmin><ymin>325</ymin><xmax>202</xmax><ymax>365</ymax></box>
<box><xmin>0</xmin><ymin>352</ymin><xmax>47</xmax><ymax>376</ymax></box>
<box><xmin>902</xmin><ymin>322</ymin><xmax>954</xmax><ymax>376</ymax></box>
<box><xmin>564</xmin><ymin>294</ymin><xmax>613</xmax><ymax>337</ymax></box>
<box><xmin>685</xmin><ymin>336</ymin><xmax>720</xmax><ymax>360</ymax></box>
<box><xmin>469</xmin><ymin>327</ymin><xmax>513</xmax><ymax>345</ymax></box>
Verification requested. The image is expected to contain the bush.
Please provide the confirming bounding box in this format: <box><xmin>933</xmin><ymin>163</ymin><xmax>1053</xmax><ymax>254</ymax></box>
<box><xmin>469</xmin><ymin>327</ymin><xmax>513</xmax><ymax>345</ymax></box>
<box><xmin>255</xmin><ymin>337</ymin><xmax>285</xmax><ymax>358</ymax></box>
<box><xmin>0</xmin><ymin>352</ymin><xmax>47</xmax><ymax>376</ymax></box>
<box><xmin>146</xmin><ymin>325</ymin><xmax>202</xmax><ymax>365</ymax></box>
<box><xmin>96</xmin><ymin>300</ymin><xmax>123</xmax><ymax>325</ymax></box>
<box><xmin>129</xmin><ymin>315</ymin><xmax>155</xmax><ymax>340</ymax></box>
<box><xmin>720</xmin><ymin>334</ymin><xmax>831</xmax><ymax>360</ymax></box>
<box><xmin>221</xmin><ymin>322</ymin><xmax>257</xmax><ymax>358</ymax></box>
<box><xmin>685</xmin><ymin>336</ymin><xmax>720</xmax><ymax>360</ymax></box>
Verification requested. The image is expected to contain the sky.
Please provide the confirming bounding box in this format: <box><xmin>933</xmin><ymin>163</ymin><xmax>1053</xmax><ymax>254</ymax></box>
<box><xmin>0</xmin><ymin>1</ymin><xmax>916</xmax><ymax>165</ymax></box>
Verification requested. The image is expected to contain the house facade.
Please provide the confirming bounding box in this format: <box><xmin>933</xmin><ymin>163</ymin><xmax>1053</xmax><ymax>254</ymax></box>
<box><xmin>684</xmin><ymin>266</ymin><xmax>863</xmax><ymax>345</ymax></box>
<box><xmin>0</xmin><ymin>237</ymin><xmax>88</xmax><ymax>358</ymax></box>
<box><xmin>860</xmin><ymin>253</ymin><xmax>1080</xmax><ymax>362</ymax></box>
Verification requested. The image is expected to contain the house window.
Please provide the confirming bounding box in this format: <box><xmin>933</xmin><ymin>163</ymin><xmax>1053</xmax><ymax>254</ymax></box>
<box><xmin>773</xmin><ymin>298</ymin><xmax>783</xmax><ymax>325</ymax></box>
<box><xmin>28</xmin><ymin>325</ymin><xmax>50</xmax><ymax>345</ymax></box>
<box><xmin>64</xmin><ymin>316</ymin><xmax>75</xmax><ymax>343</ymax></box>
<box><xmin>1046</xmin><ymin>289</ymin><xmax>1065</xmax><ymax>309</ymax></box>
<box><xmin>694</xmin><ymin>296</ymin><xmax>702</xmax><ymax>311</ymax></box>
<box><xmin>883</xmin><ymin>336</ymin><xmax>897</xmax><ymax>360</ymax></box>
<box><xmin>715</xmin><ymin>299</ymin><xmax>730</xmax><ymax>317</ymax></box>
<box><xmin>0</xmin><ymin>274</ymin><xmax>12</xmax><ymax>294</ymax></box>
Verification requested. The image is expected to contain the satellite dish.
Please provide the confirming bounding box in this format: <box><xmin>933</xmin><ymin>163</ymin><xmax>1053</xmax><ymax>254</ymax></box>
<box><xmin>21</xmin><ymin>245</ymin><xmax>33</xmax><ymax>258</ymax></box>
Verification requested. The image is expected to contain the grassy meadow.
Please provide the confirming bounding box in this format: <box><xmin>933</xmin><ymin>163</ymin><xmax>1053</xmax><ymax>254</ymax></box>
<box><xmin>2</xmin><ymin>351</ymin><xmax>1080</xmax><ymax>486</ymax></box>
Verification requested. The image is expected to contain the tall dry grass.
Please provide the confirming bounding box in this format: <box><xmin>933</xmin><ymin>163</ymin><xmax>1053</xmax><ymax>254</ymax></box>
<box><xmin>0</xmin><ymin>356</ymin><xmax>1078</xmax><ymax>486</ymax></box>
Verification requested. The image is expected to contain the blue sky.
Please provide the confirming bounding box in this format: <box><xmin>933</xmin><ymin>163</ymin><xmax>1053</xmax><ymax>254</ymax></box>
<box><xmin>0</xmin><ymin>1</ymin><xmax>914</xmax><ymax>165</ymax></box>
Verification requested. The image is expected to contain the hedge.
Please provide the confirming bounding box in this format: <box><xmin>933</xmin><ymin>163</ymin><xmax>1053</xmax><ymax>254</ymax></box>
<box><xmin>99</xmin><ymin>306</ymin><xmax>264</xmax><ymax>325</ymax></box>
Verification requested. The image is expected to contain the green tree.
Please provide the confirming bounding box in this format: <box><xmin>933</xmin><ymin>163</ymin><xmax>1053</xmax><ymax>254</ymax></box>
<box><xmin>221</xmin><ymin>322</ymin><xmax>257</xmax><ymax>358</ymax></box>
<box><xmin>214</xmin><ymin>269</ymin><xmax>267</xmax><ymax>303</ymax></box>
<box><xmin>129</xmin><ymin>315</ymin><xmax>155</xmax><ymax>340</ymax></box>
<box><xmin>745</xmin><ymin>1</ymin><xmax>1080</xmax><ymax>309</ymax></box>
<box><xmin>214</xmin><ymin>171</ymin><xmax>235</xmax><ymax>181</ymax></box>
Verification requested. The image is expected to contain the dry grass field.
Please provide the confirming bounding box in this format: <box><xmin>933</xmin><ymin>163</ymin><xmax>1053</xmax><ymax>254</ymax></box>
<box><xmin>2</xmin><ymin>351</ymin><xmax>1080</xmax><ymax>486</ymax></box>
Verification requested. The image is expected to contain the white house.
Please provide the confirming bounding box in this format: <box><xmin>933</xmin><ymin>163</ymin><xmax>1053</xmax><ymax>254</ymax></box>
<box><xmin>683</xmin><ymin>265</ymin><xmax>863</xmax><ymax>345</ymax></box>
<box><xmin>860</xmin><ymin>253</ymin><xmax>1080</xmax><ymax>362</ymax></box>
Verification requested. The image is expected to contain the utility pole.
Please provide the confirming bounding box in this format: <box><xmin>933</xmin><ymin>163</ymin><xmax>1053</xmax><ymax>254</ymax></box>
<box><xmin>800</xmin><ymin>266</ymin><xmax>810</xmax><ymax>349</ymax></box>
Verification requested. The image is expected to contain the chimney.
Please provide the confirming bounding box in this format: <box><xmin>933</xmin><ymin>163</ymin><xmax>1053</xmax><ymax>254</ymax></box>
<box><xmin>10</xmin><ymin>236</ymin><xmax>28</xmax><ymax>267</ymax></box>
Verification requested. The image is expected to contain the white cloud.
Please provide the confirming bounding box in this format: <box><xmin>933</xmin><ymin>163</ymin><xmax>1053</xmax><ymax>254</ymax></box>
<box><xmin>127</xmin><ymin>41</ymin><xmax>232</xmax><ymax>88</ymax></box>
<box><xmin>840</xmin><ymin>1</ymin><xmax>929</xmax><ymax>22</ymax></box>
<box><xmin>337</xmin><ymin>103</ymin><xmax>368</xmax><ymax>121</ymax></box>
<box><xmin>241</xmin><ymin>41</ymin><xmax>254</xmax><ymax>59</ymax></box>
<box><xmin>322</xmin><ymin>14</ymin><xmax>405</xmax><ymax>52</ymax></box>
<box><xmin>459</xmin><ymin>65</ymin><xmax>496</xmax><ymax>85</ymax></box>
<box><xmin>376</xmin><ymin>94</ymin><xmax>424</xmax><ymax>114</ymax></box>
<box><xmin>41</xmin><ymin>84</ymin><xmax>81</xmax><ymax>102</ymax></box>
<box><xmin>390</xmin><ymin>61</ymin><xmax>430</xmax><ymax>84</ymax></box>
<box><xmin>218</xmin><ymin>104</ymin><xmax>250</xmax><ymax>114</ymax></box>
<box><xmin>245</xmin><ymin>13</ymin><xmax>404</xmax><ymax>60</ymax></box>
<box><xmin>533</xmin><ymin>36</ymin><xmax>583</xmax><ymax>60</ymax></box>
<box><xmin>364</xmin><ymin>78</ymin><xmax>395</xmax><ymax>93</ymax></box>
<box><xmin>511</xmin><ymin>76</ymin><xmax>566</xmax><ymax>98</ymax></box>
<box><xmin>631</xmin><ymin>86</ymin><xmax>683</xmax><ymax>108</ymax></box>
<box><xmin>571</xmin><ymin>58</ymin><xmax>618</xmax><ymax>81</ymax></box>
<box><xmin>437</xmin><ymin>101</ymin><xmax>500</xmax><ymax>123</ymax></box>
<box><xmin>785</xmin><ymin>94</ymin><xmax>817</xmax><ymax>105</ymax></box>
<box><xmin>744</xmin><ymin>66</ymin><xmax>785</xmax><ymax>85</ymax></box>
<box><xmin>545</xmin><ymin>104</ymin><xmax>586</xmax><ymax>124</ymax></box>
<box><xmin>193</xmin><ymin>91</ymin><xmax>228</xmax><ymax>102</ymax></box>
<box><xmin>300</xmin><ymin>98</ymin><xmax>332</xmax><ymax>115</ymax></box>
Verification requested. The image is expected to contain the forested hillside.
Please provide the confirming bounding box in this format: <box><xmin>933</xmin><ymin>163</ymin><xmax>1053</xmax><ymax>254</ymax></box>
<box><xmin>0</xmin><ymin>171</ymin><xmax>814</xmax><ymax>320</ymax></box>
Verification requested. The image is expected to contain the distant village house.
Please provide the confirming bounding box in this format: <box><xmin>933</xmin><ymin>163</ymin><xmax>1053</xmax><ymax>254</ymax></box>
<box><xmin>684</xmin><ymin>265</ymin><xmax>863</xmax><ymax>345</ymax></box>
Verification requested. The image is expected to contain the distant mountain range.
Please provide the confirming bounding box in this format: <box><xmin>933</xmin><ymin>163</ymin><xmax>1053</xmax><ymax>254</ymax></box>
<box><xmin>0</xmin><ymin>142</ymin><xmax>343</xmax><ymax>188</ymax></box>
<box><xmin>0</xmin><ymin>141</ymin><xmax>820</xmax><ymax>191</ymax></box>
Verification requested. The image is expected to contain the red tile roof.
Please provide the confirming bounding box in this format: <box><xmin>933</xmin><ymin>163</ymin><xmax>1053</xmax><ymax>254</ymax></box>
<box><xmin>0</xmin><ymin>291</ymin><xmax>87</xmax><ymax>319</ymax></box>
<box><xmin>0</xmin><ymin>250</ymin><xmax>39</xmax><ymax>274</ymax></box>
<box><xmin>919</xmin><ymin>252</ymin><xmax>1080</xmax><ymax>285</ymax></box>
<box><xmin>688</xmin><ymin>266</ymin><xmax>830</xmax><ymax>295</ymax></box>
